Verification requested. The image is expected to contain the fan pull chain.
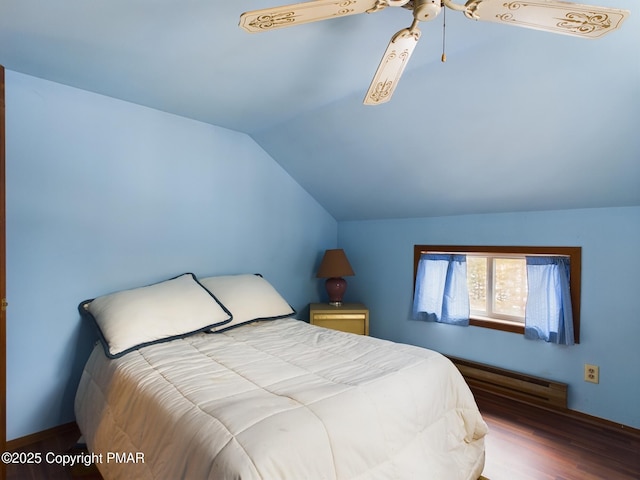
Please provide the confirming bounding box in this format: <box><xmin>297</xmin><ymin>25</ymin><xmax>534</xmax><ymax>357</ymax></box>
<box><xmin>441</xmin><ymin>3</ymin><xmax>447</xmax><ymax>62</ymax></box>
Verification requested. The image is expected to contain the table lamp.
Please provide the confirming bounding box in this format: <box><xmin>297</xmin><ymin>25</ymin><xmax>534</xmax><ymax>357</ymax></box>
<box><xmin>316</xmin><ymin>249</ymin><xmax>355</xmax><ymax>306</ymax></box>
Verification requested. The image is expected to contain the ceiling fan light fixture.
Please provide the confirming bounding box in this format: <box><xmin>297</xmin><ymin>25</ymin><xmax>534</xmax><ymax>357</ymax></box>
<box><xmin>239</xmin><ymin>0</ymin><xmax>630</xmax><ymax>104</ymax></box>
<box><xmin>413</xmin><ymin>0</ymin><xmax>442</xmax><ymax>22</ymax></box>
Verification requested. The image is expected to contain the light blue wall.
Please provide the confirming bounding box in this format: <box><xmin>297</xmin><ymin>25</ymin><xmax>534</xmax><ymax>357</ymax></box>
<box><xmin>5</xmin><ymin>71</ymin><xmax>337</xmax><ymax>440</ymax></box>
<box><xmin>339</xmin><ymin>207</ymin><xmax>640</xmax><ymax>428</ymax></box>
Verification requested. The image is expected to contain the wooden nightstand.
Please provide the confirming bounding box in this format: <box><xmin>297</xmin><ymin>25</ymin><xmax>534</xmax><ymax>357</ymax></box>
<box><xmin>309</xmin><ymin>303</ymin><xmax>369</xmax><ymax>335</ymax></box>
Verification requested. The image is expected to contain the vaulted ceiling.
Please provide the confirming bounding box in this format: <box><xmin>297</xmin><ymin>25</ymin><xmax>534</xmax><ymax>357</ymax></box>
<box><xmin>1</xmin><ymin>0</ymin><xmax>638</xmax><ymax>220</ymax></box>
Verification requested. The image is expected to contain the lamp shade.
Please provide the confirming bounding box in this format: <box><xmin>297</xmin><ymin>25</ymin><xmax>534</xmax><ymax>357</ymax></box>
<box><xmin>316</xmin><ymin>249</ymin><xmax>355</xmax><ymax>278</ymax></box>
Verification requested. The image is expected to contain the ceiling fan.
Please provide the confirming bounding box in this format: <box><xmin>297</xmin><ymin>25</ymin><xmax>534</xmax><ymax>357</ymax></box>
<box><xmin>239</xmin><ymin>0</ymin><xmax>629</xmax><ymax>105</ymax></box>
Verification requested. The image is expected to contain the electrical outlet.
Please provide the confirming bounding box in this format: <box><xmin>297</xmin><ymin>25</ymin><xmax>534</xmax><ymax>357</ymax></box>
<box><xmin>584</xmin><ymin>364</ymin><xmax>599</xmax><ymax>384</ymax></box>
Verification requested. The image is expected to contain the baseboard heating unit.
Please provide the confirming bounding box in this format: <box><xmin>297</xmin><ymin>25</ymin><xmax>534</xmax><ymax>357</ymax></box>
<box><xmin>448</xmin><ymin>356</ymin><xmax>568</xmax><ymax>410</ymax></box>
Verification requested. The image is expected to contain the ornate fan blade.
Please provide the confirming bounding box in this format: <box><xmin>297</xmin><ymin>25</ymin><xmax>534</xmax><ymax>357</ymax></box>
<box><xmin>240</xmin><ymin>0</ymin><xmax>386</xmax><ymax>33</ymax></box>
<box><xmin>465</xmin><ymin>0</ymin><xmax>629</xmax><ymax>39</ymax></box>
<box><xmin>363</xmin><ymin>27</ymin><xmax>421</xmax><ymax>105</ymax></box>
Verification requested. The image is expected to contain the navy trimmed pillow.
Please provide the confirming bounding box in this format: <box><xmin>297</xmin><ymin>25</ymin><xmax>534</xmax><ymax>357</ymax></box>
<box><xmin>79</xmin><ymin>273</ymin><xmax>232</xmax><ymax>358</ymax></box>
<box><xmin>199</xmin><ymin>273</ymin><xmax>295</xmax><ymax>332</ymax></box>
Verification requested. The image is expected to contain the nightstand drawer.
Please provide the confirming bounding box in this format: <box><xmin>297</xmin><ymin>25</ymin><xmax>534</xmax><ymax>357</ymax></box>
<box><xmin>313</xmin><ymin>317</ymin><xmax>366</xmax><ymax>335</ymax></box>
<box><xmin>309</xmin><ymin>303</ymin><xmax>369</xmax><ymax>335</ymax></box>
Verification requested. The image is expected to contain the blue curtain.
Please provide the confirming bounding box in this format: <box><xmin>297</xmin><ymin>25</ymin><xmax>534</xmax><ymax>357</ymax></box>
<box><xmin>413</xmin><ymin>254</ymin><xmax>470</xmax><ymax>326</ymax></box>
<box><xmin>525</xmin><ymin>256</ymin><xmax>574</xmax><ymax>345</ymax></box>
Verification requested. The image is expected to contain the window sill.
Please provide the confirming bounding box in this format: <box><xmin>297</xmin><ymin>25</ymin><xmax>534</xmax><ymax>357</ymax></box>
<box><xmin>469</xmin><ymin>316</ymin><xmax>525</xmax><ymax>334</ymax></box>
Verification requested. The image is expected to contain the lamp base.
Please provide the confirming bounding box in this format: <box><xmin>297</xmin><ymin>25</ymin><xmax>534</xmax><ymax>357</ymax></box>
<box><xmin>325</xmin><ymin>277</ymin><xmax>347</xmax><ymax>306</ymax></box>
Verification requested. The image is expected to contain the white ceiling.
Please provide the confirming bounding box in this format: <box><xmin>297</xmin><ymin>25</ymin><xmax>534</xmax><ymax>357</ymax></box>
<box><xmin>1</xmin><ymin>0</ymin><xmax>638</xmax><ymax>220</ymax></box>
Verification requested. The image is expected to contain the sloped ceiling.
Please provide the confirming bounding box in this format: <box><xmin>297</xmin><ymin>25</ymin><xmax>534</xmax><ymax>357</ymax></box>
<box><xmin>1</xmin><ymin>0</ymin><xmax>638</xmax><ymax>220</ymax></box>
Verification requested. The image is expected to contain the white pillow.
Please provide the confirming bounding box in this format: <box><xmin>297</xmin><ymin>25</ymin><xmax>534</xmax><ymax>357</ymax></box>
<box><xmin>199</xmin><ymin>274</ymin><xmax>295</xmax><ymax>332</ymax></box>
<box><xmin>81</xmin><ymin>273</ymin><xmax>232</xmax><ymax>358</ymax></box>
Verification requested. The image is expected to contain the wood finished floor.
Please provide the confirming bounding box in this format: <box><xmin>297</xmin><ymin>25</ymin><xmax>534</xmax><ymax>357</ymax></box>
<box><xmin>475</xmin><ymin>393</ymin><xmax>640</xmax><ymax>480</ymax></box>
<box><xmin>5</xmin><ymin>394</ymin><xmax>639</xmax><ymax>480</ymax></box>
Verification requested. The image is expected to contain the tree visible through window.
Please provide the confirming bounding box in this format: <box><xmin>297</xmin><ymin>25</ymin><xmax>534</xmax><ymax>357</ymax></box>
<box><xmin>467</xmin><ymin>255</ymin><xmax>527</xmax><ymax>322</ymax></box>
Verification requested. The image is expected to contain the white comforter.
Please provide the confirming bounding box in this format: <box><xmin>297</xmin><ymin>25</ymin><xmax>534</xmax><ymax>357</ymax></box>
<box><xmin>75</xmin><ymin>318</ymin><xmax>487</xmax><ymax>480</ymax></box>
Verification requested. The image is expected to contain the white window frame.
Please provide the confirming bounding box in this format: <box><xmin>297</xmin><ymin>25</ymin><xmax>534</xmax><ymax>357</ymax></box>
<box><xmin>467</xmin><ymin>253</ymin><xmax>527</xmax><ymax>324</ymax></box>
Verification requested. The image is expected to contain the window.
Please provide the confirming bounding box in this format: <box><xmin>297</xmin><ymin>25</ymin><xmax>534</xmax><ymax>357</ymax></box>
<box><xmin>413</xmin><ymin>245</ymin><xmax>581</xmax><ymax>343</ymax></box>
<box><xmin>467</xmin><ymin>254</ymin><xmax>528</xmax><ymax>323</ymax></box>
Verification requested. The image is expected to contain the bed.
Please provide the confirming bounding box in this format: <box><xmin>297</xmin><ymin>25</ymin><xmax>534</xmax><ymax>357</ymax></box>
<box><xmin>75</xmin><ymin>273</ymin><xmax>487</xmax><ymax>480</ymax></box>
